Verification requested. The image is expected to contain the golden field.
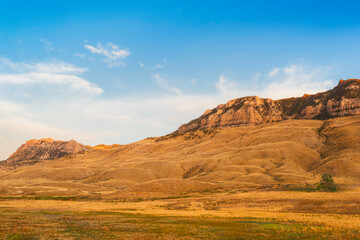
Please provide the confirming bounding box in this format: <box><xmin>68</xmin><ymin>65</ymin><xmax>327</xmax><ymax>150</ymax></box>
<box><xmin>0</xmin><ymin>190</ymin><xmax>360</xmax><ymax>239</ymax></box>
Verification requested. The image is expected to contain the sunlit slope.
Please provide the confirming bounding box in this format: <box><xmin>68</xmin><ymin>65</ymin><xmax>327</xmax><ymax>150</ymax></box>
<box><xmin>0</xmin><ymin>116</ymin><xmax>359</xmax><ymax>197</ymax></box>
<box><xmin>314</xmin><ymin>116</ymin><xmax>360</xmax><ymax>179</ymax></box>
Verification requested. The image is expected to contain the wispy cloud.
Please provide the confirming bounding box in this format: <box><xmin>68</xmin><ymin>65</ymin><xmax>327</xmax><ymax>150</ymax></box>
<box><xmin>153</xmin><ymin>64</ymin><xmax>163</xmax><ymax>69</ymax></box>
<box><xmin>84</xmin><ymin>42</ymin><xmax>130</xmax><ymax>67</ymax></box>
<box><xmin>138</xmin><ymin>61</ymin><xmax>145</xmax><ymax>68</ymax></box>
<box><xmin>216</xmin><ymin>75</ymin><xmax>238</xmax><ymax>96</ymax></box>
<box><xmin>74</xmin><ymin>53</ymin><xmax>86</xmax><ymax>58</ymax></box>
<box><xmin>39</xmin><ymin>38</ymin><xmax>55</xmax><ymax>52</ymax></box>
<box><xmin>0</xmin><ymin>58</ymin><xmax>103</xmax><ymax>95</ymax></box>
<box><xmin>152</xmin><ymin>73</ymin><xmax>182</xmax><ymax>95</ymax></box>
<box><xmin>138</xmin><ymin>60</ymin><xmax>166</xmax><ymax>70</ymax></box>
<box><xmin>215</xmin><ymin>64</ymin><xmax>334</xmax><ymax>100</ymax></box>
<box><xmin>138</xmin><ymin>60</ymin><xmax>180</xmax><ymax>94</ymax></box>
<box><xmin>268</xmin><ymin>68</ymin><xmax>280</xmax><ymax>77</ymax></box>
<box><xmin>263</xmin><ymin>64</ymin><xmax>333</xmax><ymax>99</ymax></box>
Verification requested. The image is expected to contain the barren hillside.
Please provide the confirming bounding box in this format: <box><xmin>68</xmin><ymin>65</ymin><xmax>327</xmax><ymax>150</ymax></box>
<box><xmin>0</xmin><ymin>115</ymin><xmax>359</xmax><ymax>198</ymax></box>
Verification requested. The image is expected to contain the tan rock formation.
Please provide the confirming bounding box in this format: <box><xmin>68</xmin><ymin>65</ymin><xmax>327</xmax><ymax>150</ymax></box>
<box><xmin>4</xmin><ymin>138</ymin><xmax>90</xmax><ymax>166</ymax></box>
<box><xmin>178</xmin><ymin>79</ymin><xmax>360</xmax><ymax>133</ymax></box>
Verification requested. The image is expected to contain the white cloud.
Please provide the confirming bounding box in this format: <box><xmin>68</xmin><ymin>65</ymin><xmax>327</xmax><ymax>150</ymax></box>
<box><xmin>138</xmin><ymin>61</ymin><xmax>145</xmax><ymax>68</ymax></box>
<box><xmin>0</xmin><ymin>73</ymin><xmax>103</xmax><ymax>95</ymax></box>
<box><xmin>268</xmin><ymin>68</ymin><xmax>280</xmax><ymax>77</ymax></box>
<box><xmin>74</xmin><ymin>53</ymin><xmax>86</xmax><ymax>58</ymax></box>
<box><xmin>263</xmin><ymin>64</ymin><xmax>333</xmax><ymax>99</ymax></box>
<box><xmin>216</xmin><ymin>64</ymin><xmax>334</xmax><ymax>100</ymax></box>
<box><xmin>40</xmin><ymin>38</ymin><xmax>52</xmax><ymax>45</ymax></box>
<box><xmin>84</xmin><ymin>42</ymin><xmax>130</xmax><ymax>67</ymax></box>
<box><xmin>153</xmin><ymin>64</ymin><xmax>163</xmax><ymax>69</ymax></box>
<box><xmin>152</xmin><ymin>73</ymin><xmax>182</xmax><ymax>95</ymax></box>
<box><xmin>0</xmin><ymin>58</ymin><xmax>103</xmax><ymax>95</ymax></box>
<box><xmin>138</xmin><ymin>60</ymin><xmax>180</xmax><ymax>94</ymax></box>
<box><xmin>138</xmin><ymin>61</ymin><xmax>164</xmax><ymax>70</ymax></box>
<box><xmin>0</xmin><ymin>57</ymin><xmax>87</xmax><ymax>74</ymax></box>
<box><xmin>251</xmin><ymin>72</ymin><xmax>261</xmax><ymax>82</ymax></box>
<box><xmin>216</xmin><ymin>74</ymin><xmax>243</xmax><ymax>98</ymax></box>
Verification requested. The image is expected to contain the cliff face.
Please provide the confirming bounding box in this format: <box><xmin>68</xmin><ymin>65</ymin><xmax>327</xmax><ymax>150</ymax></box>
<box><xmin>5</xmin><ymin>138</ymin><xmax>89</xmax><ymax>166</ymax></box>
<box><xmin>178</xmin><ymin>79</ymin><xmax>360</xmax><ymax>133</ymax></box>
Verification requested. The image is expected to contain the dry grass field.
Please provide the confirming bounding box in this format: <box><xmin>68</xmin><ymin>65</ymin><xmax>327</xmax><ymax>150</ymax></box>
<box><xmin>0</xmin><ymin>190</ymin><xmax>360</xmax><ymax>239</ymax></box>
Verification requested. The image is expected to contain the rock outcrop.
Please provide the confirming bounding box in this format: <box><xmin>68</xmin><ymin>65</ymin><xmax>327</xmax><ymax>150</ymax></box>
<box><xmin>178</xmin><ymin>79</ymin><xmax>360</xmax><ymax>133</ymax></box>
<box><xmin>4</xmin><ymin>138</ymin><xmax>90</xmax><ymax>166</ymax></box>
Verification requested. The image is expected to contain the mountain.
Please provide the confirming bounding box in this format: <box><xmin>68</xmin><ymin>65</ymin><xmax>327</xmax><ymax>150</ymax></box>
<box><xmin>3</xmin><ymin>138</ymin><xmax>90</xmax><ymax>167</ymax></box>
<box><xmin>0</xmin><ymin>115</ymin><xmax>358</xmax><ymax>197</ymax></box>
<box><xmin>177</xmin><ymin>79</ymin><xmax>360</xmax><ymax>133</ymax></box>
<box><xmin>0</xmin><ymin>79</ymin><xmax>359</xmax><ymax>198</ymax></box>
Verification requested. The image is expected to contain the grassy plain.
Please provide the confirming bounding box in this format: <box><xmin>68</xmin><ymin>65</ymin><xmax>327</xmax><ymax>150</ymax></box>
<box><xmin>0</xmin><ymin>190</ymin><xmax>359</xmax><ymax>239</ymax></box>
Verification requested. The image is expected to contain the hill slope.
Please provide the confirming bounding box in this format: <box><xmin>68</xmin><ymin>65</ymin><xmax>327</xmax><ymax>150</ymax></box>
<box><xmin>0</xmin><ymin>116</ymin><xmax>359</xmax><ymax>197</ymax></box>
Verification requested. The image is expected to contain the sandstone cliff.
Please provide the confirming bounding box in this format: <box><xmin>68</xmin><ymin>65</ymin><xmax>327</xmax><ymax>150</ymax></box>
<box><xmin>177</xmin><ymin>79</ymin><xmax>360</xmax><ymax>133</ymax></box>
<box><xmin>4</xmin><ymin>138</ymin><xmax>90</xmax><ymax>166</ymax></box>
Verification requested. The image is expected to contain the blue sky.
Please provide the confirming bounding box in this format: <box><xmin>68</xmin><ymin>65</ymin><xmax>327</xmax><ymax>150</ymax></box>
<box><xmin>0</xmin><ymin>1</ymin><xmax>360</xmax><ymax>159</ymax></box>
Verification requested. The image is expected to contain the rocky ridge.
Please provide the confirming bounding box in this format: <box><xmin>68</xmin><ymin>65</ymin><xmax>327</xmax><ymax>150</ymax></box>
<box><xmin>4</xmin><ymin>138</ymin><xmax>90</xmax><ymax>166</ymax></box>
<box><xmin>177</xmin><ymin>79</ymin><xmax>360</xmax><ymax>133</ymax></box>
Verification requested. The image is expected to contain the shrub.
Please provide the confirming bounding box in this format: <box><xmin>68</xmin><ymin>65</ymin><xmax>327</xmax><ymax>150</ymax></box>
<box><xmin>317</xmin><ymin>174</ymin><xmax>337</xmax><ymax>192</ymax></box>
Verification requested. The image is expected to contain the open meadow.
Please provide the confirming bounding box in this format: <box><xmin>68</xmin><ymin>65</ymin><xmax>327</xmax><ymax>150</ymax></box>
<box><xmin>1</xmin><ymin>190</ymin><xmax>360</xmax><ymax>239</ymax></box>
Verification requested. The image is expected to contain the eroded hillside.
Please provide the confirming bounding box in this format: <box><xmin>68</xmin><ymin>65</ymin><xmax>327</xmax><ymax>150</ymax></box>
<box><xmin>0</xmin><ymin>116</ymin><xmax>359</xmax><ymax>198</ymax></box>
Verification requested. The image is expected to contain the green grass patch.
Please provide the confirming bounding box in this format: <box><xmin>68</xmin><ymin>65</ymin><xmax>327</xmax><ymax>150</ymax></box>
<box><xmin>0</xmin><ymin>209</ymin><xmax>357</xmax><ymax>239</ymax></box>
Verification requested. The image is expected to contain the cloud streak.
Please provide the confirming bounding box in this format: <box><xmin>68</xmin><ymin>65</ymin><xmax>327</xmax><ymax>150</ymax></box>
<box><xmin>84</xmin><ymin>42</ymin><xmax>130</xmax><ymax>67</ymax></box>
<box><xmin>152</xmin><ymin>74</ymin><xmax>182</xmax><ymax>95</ymax></box>
<box><xmin>138</xmin><ymin>60</ymin><xmax>180</xmax><ymax>94</ymax></box>
<box><xmin>39</xmin><ymin>38</ymin><xmax>55</xmax><ymax>52</ymax></box>
<box><xmin>0</xmin><ymin>58</ymin><xmax>103</xmax><ymax>95</ymax></box>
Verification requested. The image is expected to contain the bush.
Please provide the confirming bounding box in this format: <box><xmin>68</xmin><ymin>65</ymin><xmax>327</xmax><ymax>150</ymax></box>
<box><xmin>317</xmin><ymin>174</ymin><xmax>337</xmax><ymax>192</ymax></box>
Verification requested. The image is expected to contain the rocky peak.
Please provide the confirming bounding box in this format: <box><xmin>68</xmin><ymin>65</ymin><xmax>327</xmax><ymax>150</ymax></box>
<box><xmin>4</xmin><ymin>138</ymin><xmax>90</xmax><ymax>166</ymax></box>
<box><xmin>177</xmin><ymin>79</ymin><xmax>360</xmax><ymax>133</ymax></box>
<box><xmin>25</xmin><ymin>138</ymin><xmax>54</xmax><ymax>145</ymax></box>
<box><xmin>337</xmin><ymin>78</ymin><xmax>360</xmax><ymax>87</ymax></box>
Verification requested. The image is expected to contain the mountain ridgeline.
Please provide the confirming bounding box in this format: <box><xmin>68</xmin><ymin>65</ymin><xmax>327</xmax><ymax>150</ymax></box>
<box><xmin>177</xmin><ymin>79</ymin><xmax>360</xmax><ymax>133</ymax></box>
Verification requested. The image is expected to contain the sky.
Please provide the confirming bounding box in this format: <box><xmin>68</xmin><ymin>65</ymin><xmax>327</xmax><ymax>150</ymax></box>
<box><xmin>0</xmin><ymin>0</ymin><xmax>360</xmax><ymax>159</ymax></box>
